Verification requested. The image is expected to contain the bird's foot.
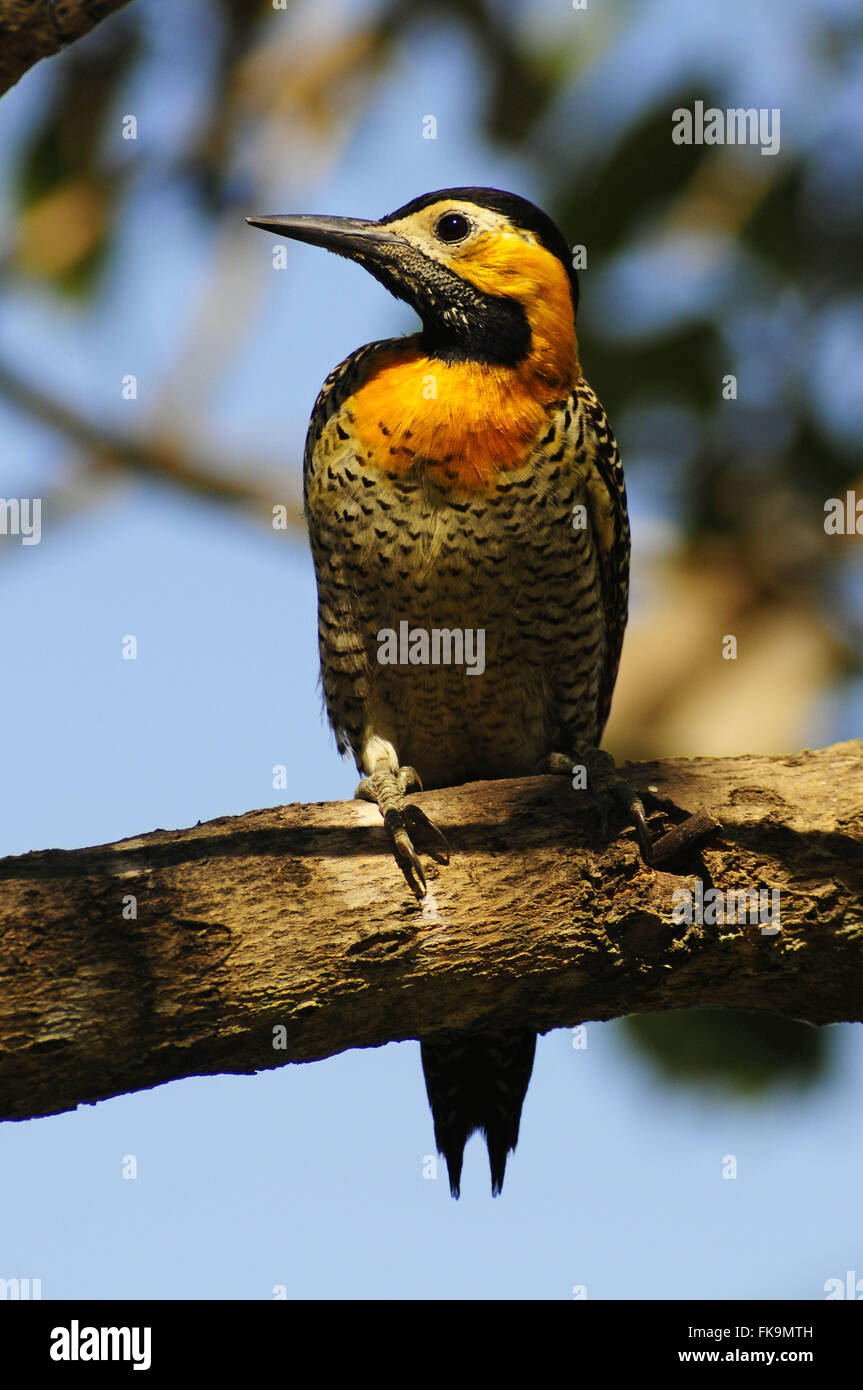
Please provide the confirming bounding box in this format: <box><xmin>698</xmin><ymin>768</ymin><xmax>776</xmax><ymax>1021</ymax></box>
<box><xmin>539</xmin><ymin>741</ymin><xmax>653</xmax><ymax>862</ymax></box>
<box><xmin>355</xmin><ymin>765</ymin><xmax>450</xmax><ymax>898</ymax></box>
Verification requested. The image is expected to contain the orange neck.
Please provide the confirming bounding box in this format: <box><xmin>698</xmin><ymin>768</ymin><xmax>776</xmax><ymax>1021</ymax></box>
<box><xmin>349</xmin><ymin>258</ymin><xmax>578</xmax><ymax>492</ymax></box>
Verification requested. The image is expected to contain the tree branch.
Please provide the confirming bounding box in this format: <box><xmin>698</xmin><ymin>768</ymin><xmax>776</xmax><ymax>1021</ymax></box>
<box><xmin>0</xmin><ymin>0</ymin><xmax>134</xmax><ymax>97</ymax></box>
<box><xmin>0</xmin><ymin>358</ymin><xmax>303</xmax><ymax>529</ymax></box>
<box><xmin>1</xmin><ymin>742</ymin><xmax>860</xmax><ymax>1122</ymax></box>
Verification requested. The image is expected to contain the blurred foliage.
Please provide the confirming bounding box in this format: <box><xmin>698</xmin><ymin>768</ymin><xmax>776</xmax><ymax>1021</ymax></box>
<box><xmin>625</xmin><ymin>1010</ymin><xmax>826</xmax><ymax>1095</ymax></box>
<box><xmin>3</xmin><ymin>0</ymin><xmax>861</xmax><ymax>1097</ymax></box>
<box><xmin>13</xmin><ymin>14</ymin><xmax>140</xmax><ymax>293</ymax></box>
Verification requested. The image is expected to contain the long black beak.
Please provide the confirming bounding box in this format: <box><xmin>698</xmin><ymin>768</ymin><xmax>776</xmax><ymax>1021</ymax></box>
<box><xmin>245</xmin><ymin>213</ymin><xmax>406</xmax><ymax>259</ymax></box>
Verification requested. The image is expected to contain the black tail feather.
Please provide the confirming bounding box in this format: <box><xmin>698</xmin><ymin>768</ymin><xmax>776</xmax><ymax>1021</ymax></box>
<box><xmin>421</xmin><ymin>1030</ymin><xmax>536</xmax><ymax>1197</ymax></box>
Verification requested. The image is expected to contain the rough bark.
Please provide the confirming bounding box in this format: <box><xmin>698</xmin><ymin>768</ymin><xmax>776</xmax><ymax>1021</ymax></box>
<box><xmin>0</xmin><ymin>0</ymin><xmax>133</xmax><ymax>97</ymax></box>
<box><xmin>0</xmin><ymin>741</ymin><xmax>861</xmax><ymax>1122</ymax></box>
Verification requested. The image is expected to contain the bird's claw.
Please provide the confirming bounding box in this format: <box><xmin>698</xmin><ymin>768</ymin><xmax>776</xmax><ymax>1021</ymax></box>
<box><xmin>385</xmin><ymin>808</ymin><xmax>428</xmax><ymax>897</ymax></box>
<box><xmin>395</xmin><ymin>765</ymin><xmax>423</xmax><ymax>795</ymax></box>
<box><xmin>597</xmin><ymin>777</ymin><xmax>654</xmax><ymax>863</ymax></box>
<box><xmin>357</xmin><ymin>765</ymin><xmax>448</xmax><ymax>899</ymax></box>
<box><xmin>630</xmin><ymin>798</ymin><xmax>653</xmax><ymax>863</ymax></box>
<box><xmin>609</xmin><ymin>783</ymin><xmax>652</xmax><ymax>862</ymax></box>
<box><xmin>402</xmin><ymin>804</ymin><xmax>450</xmax><ymax>865</ymax></box>
<box><xmin>547</xmin><ymin>742</ymin><xmax>655</xmax><ymax>864</ymax></box>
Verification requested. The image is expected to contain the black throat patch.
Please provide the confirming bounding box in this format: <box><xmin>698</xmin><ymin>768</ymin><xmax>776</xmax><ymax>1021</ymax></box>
<box><xmin>357</xmin><ymin>243</ymin><xmax>532</xmax><ymax>367</ymax></box>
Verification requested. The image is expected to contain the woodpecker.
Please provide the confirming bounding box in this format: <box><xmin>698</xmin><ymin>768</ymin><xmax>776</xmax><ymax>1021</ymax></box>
<box><xmin>247</xmin><ymin>188</ymin><xmax>650</xmax><ymax>1197</ymax></box>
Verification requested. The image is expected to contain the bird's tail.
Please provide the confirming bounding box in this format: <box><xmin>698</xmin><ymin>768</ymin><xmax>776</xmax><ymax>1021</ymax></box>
<box><xmin>421</xmin><ymin>1030</ymin><xmax>536</xmax><ymax>1197</ymax></box>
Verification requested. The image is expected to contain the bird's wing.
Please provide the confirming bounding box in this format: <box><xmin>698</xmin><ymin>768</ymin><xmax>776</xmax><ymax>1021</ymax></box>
<box><xmin>303</xmin><ymin>338</ymin><xmax>393</xmax><ymax>482</ymax></box>
<box><xmin>573</xmin><ymin>379</ymin><xmax>631</xmax><ymax>738</ymax></box>
<box><xmin>302</xmin><ymin>340</ymin><xmax>396</xmax><ymax>761</ymax></box>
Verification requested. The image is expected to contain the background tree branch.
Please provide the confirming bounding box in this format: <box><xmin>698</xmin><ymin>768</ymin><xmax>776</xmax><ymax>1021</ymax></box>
<box><xmin>1</xmin><ymin>741</ymin><xmax>860</xmax><ymax>1123</ymax></box>
<box><xmin>0</xmin><ymin>0</ymin><xmax>134</xmax><ymax>96</ymax></box>
<box><xmin>0</xmin><ymin>358</ymin><xmax>304</xmax><ymax>541</ymax></box>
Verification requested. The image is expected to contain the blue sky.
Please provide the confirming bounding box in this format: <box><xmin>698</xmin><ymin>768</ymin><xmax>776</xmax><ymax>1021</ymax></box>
<box><xmin>1</xmin><ymin>0</ymin><xmax>861</xmax><ymax>1299</ymax></box>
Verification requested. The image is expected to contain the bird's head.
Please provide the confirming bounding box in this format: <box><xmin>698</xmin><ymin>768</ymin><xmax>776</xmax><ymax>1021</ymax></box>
<box><xmin>247</xmin><ymin>187</ymin><xmax>579</xmax><ymax>376</ymax></box>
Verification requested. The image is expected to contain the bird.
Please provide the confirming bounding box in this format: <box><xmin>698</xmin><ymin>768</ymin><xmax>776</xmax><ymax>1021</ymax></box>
<box><xmin>247</xmin><ymin>188</ymin><xmax>650</xmax><ymax>1197</ymax></box>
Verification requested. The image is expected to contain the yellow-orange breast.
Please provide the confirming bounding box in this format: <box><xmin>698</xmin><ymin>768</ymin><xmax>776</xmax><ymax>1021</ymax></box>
<box><xmin>348</xmin><ymin>244</ymin><xmax>579</xmax><ymax>491</ymax></box>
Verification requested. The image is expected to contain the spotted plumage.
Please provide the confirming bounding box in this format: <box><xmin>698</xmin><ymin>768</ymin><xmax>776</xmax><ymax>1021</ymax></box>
<box><xmin>248</xmin><ymin>187</ymin><xmax>644</xmax><ymax>1197</ymax></box>
<box><xmin>304</xmin><ymin>361</ymin><xmax>629</xmax><ymax>788</ymax></box>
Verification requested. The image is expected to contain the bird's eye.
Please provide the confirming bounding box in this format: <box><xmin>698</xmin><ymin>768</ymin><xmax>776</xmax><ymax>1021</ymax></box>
<box><xmin>435</xmin><ymin>212</ymin><xmax>471</xmax><ymax>244</ymax></box>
